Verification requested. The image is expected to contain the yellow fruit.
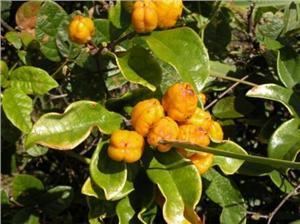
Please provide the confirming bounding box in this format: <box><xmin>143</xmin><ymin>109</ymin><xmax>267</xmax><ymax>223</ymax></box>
<box><xmin>69</xmin><ymin>15</ymin><xmax>95</xmax><ymax>44</ymax></box>
<box><xmin>190</xmin><ymin>153</ymin><xmax>214</xmax><ymax>174</ymax></box>
<box><xmin>131</xmin><ymin>0</ymin><xmax>158</xmax><ymax>33</ymax></box>
<box><xmin>208</xmin><ymin>120</ymin><xmax>224</xmax><ymax>142</ymax></box>
<box><xmin>178</xmin><ymin>124</ymin><xmax>210</xmax><ymax>148</ymax></box>
<box><xmin>108</xmin><ymin>130</ymin><xmax>144</xmax><ymax>163</ymax></box>
<box><xmin>147</xmin><ymin>117</ymin><xmax>179</xmax><ymax>152</ymax></box>
<box><xmin>131</xmin><ymin>98</ymin><xmax>164</xmax><ymax>136</ymax></box>
<box><xmin>153</xmin><ymin>0</ymin><xmax>183</xmax><ymax>29</ymax></box>
<box><xmin>162</xmin><ymin>83</ymin><xmax>198</xmax><ymax>122</ymax></box>
<box><xmin>183</xmin><ymin>108</ymin><xmax>212</xmax><ymax>131</ymax></box>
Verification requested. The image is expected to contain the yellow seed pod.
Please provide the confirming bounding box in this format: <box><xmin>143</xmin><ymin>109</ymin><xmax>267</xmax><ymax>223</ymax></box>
<box><xmin>190</xmin><ymin>153</ymin><xmax>214</xmax><ymax>174</ymax></box>
<box><xmin>131</xmin><ymin>0</ymin><xmax>158</xmax><ymax>33</ymax></box>
<box><xmin>131</xmin><ymin>98</ymin><xmax>164</xmax><ymax>136</ymax></box>
<box><xmin>178</xmin><ymin>124</ymin><xmax>210</xmax><ymax>148</ymax></box>
<box><xmin>108</xmin><ymin>130</ymin><xmax>144</xmax><ymax>163</ymax></box>
<box><xmin>198</xmin><ymin>93</ymin><xmax>207</xmax><ymax>105</ymax></box>
<box><xmin>208</xmin><ymin>120</ymin><xmax>224</xmax><ymax>142</ymax></box>
<box><xmin>183</xmin><ymin>108</ymin><xmax>212</xmax><ymax>131</ymax></box>
<box><xmin>147</xmin><ymin>117</ymin><xmax>179</xmax><ymax>152</ymax></box>
<box><xmin>69</xmin><ymin>15</ymin><xmax>95</xmax><ymax>44</ymax></box>
<box><xmin>162</xmin><ymin>83</ymin><xmax>198</xmax><ymax>122</ymax></box>
<box><xmin>153</xmin><ymin>0</ymin><xmax>183</xmax><ymax>29</ymax></box>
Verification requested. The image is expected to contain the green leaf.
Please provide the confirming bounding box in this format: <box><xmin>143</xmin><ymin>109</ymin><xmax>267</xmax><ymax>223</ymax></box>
<box><xmin>5</xmin><ymin>31</ymin><xmax>22</xmax><ymax>49</ymax></box>
<box><xmin>93</xmin><ymin>19</ymin><xmax>110</xmax><ymax>44</ymax></box>
<box><xmin>209</xmin><ymin>60</ymin><xmax>236</xmax><ymax>77</ymax></box>
<box><xmin>204</xmin><ymin>169</ymin><xmax>247</xmax><ymax>224</ymax></box>
<box><xmin>108</xmin><ymin>0</ymin><xmax>131</xmax><ymax>30</ymax></box>
<box><xmin>9</xmin><ymin>66</ymin><xmax>58</xmax><ymax>95</ymax></box>
<box><xmin>36</xmin><ymin>1</ymin><xmax>68</xmax><ymax>61</ymax></box>
<box><xmin>268</xmin><ymin>118</ymin><xmax>300</xmax><ymax>162</ymax></box>
<box><xmin>90</xmin><ymin>141</ymin><xmax>127</xmax><ymax>200</ymax></box>
<box><xmin>2</xmin><ymin>88</ymin><xmax>33</xmax><ymax>133</ymax></box>
<box><xmin>144</xmin><ymin>27</ymin><xmax>210</xmax><ymax>91</ymax></box>
<box><xmin>277</xmin><ymin>48</ymin><xmax>300</xmax><ymax>89</ymax></box>
<box><xmin>112</xmin><ymin>46</ymin><xmax>162</xmax><ymax>91</ymax></box>
<box><xmin>269</xmin><ymin>170</ymin><xmax>295</xmax><ymax>193</ymax></box>
<box><xmin>1</xmin><ymin>190</ymin><xmax>9</xmax><ymax>205</ymax></box>
<box><xmin>282</xmin><ymin>2</ymin><xmax>300</xmax><ymax>34</ymax></box>
<box><xmin>146</xmin><ymin>150</ymin><xmax>202</xmax><ymax>224</ymax></box>
<box><xmin>26</xmin><ymin>145</ymin><xmax>48</xmax><ymax>157</ymax></box>
<box><xmin>12</xmin><ymin>174</ymin><xmax>44</xmax><ymax>205</ymax></box>
<box><xmin>12</xmin><ymin>208</ymin><xmax>39</xmax><ymax>224</ymax></box>
<box><xmin>39</xmin><ymin>186</ymin><xmax>73</xmax><ymax>216</ymax></box>
<box><xmin>246</xmin><ymin>84</ymin><xmax>300</xmax><ymax>117</ymax></box>
<box><xmin>212</xmin><ymin>140</ymin><xmax>248</xmax><ymax>175</ymax></box>
<box><xmin>25</xmin><ymin>101</ymin><xmax>123</xmax><ymax>150</ymax></box>
<box><xmin>87</xmin><ymin>197</ymin><xmax>116</xmax><ymax>223</ymax></box>
<box><xmin>116</xmin><ymin>196</ymin><xmax>136</xmax><ymax>224</ymax></box>
<box><xmin>1</xmin><ymin>1</ymin><xmax>12</xmax><ymax>21</ymax></box>
<box><xmin>212</xmin><ymin>96</ymin><xmax>254</xmax><ymax>119</ymax></box>
<box><xmin>1</xmin><ymin>60</ymin><xmax>9</xmax><ymax>88</ymax></box>
<box><xmin>81</xmin><ymin>177</ymin><xmax>100</xmax><ymax>198</ymax></box>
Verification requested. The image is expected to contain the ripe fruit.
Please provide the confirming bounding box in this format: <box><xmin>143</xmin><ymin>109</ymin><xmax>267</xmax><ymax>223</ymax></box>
<box><xmin>183</xmin><ymin>108</ymin><xmax>212</xmax><ymax>131</ymax></box>
<box><xmin>131</xmin><ymin>98</ymin><xmax>164</xmax><ymax>136</ymax></box>
<box><xmin>147</xmin><ymin>117</ymin><xmax>179</xmax><ymax>152</ymax></box>
<box><xmin>131</xmin><ymin>0</ymin><xmax>158</xmax><ymax>33</ymax></box>
<box><xmin>108</xmin><ymin>130</ymin><xmax>144</xmax><ymax>163</ymax></box>
<box><xmin>190</xmin><ymin>153</ymin><xmax>214</xmax><ymax>174</ymax></box>
<box><xmin>153</xmin><ymin>0</ymin><xmax>183</xmax><ymax>29</ymax></box>
<box><xmin>208</xmin><ymin>120</ymin><xmax>224</xmax><ymax>142</ymax></box>
<box><xmin>178</xmin><ymin>124</ymin><xmax>210</xmax><ymax>148</ymax></box>
<box><xmin>68</xmin><ymin>15</ymin><xmax>95</xmax><ymax>44</ymax></box>
<box><xmin>162</xmin><ymin>83</ymin><xmax>198</xmax><ymax>122</ymax></box>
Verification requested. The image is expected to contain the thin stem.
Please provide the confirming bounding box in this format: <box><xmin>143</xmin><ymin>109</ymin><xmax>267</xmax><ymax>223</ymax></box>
<box><xmin>64</xmin><ymin>151</ymin><xmax>91</xmax><ymax>165</ymax></box>
<box><xmin>267</xmin><ymin>184</ymin><xmax>300</xmax><ymax>224</ymax></box>
<box><xmin>205</xmin><ymin>75</ymin><xmax>250</xmax><ymax>110</ymax></box>
<box><xmin>51</xmin><ymin>59</ymin><xmax>68</xmax><ymax>77</ymax></box>
<box><xmin>1</xmin><ymin>19</ymin><xmax>14</xmax><ymax>31</ymax></box>
<box><xmin>210</xmin><ymin>73</ymin><xmax>258</xmax><ymax>87</ymax></box>
<box><xmin>108</xmin><ymin>31</ymin><xmax>136</xmax><ymax>50</ymax></box>
<box><xmin>162</xmin><ymin>140</ymin><xmax>300</xmax><ymax>170</ymax></box>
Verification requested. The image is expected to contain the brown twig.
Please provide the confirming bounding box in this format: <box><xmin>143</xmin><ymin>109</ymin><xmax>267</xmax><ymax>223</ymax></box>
<box><xmin>108</xmin><ymin>31</ymin><xmax>136</xmax><ymax>50</ymax></box>
<box><xmin>204</xmin><ymin>75</ymin><xmax>250</xmax><ymax>110</ymax></box>
<box><xmin>1</xmin><ymin>19</ymin><xmax>14</xmax><ymax>31</ymax></box>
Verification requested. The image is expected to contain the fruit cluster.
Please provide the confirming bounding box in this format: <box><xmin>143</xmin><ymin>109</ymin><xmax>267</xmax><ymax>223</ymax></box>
<box><xmin>131</xmin><ymin>0</ymin><xmax>183</xmax><ymax>33</ymax></box>
<box><xmin>108</xmin><ymin>83</ymin><xmax>224</xmax><ymax>175</ymax></box>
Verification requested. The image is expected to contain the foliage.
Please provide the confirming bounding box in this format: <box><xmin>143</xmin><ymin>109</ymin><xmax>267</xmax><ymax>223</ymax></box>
<box><xmin>1</xmin><ymin>1</ymin><xmax>300</xmax><ymax>224</ymax></box>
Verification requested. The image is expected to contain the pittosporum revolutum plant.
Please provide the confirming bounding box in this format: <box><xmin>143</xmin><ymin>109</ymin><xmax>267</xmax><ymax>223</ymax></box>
<box><xmin>1</xmin><ymin>1</ymin><xmax>300</xmax><ymax>224</ymax></box>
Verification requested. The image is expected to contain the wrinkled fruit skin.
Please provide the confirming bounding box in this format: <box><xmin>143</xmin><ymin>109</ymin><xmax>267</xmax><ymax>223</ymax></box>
<box><xmin>153</xmin><ymin>0</ymin><xmax>183</xmax><ymax>29</ymax></box>
<box><xmin>190</xmin><ymin>153</ymin><xmax>214</xmax><ymax>174</ymax></box>
<box><xmin>209</xmin><ymin>121</ymin><xmax>224</xmax><ymax>142</ymax></box>
<box><xmin>108</xmin><ymin>130</ymin><xmax>144</xmax><ymax>163</ymax></box>
<box><xmin>147</xmin><ymin>117</ymin><xmax>179</xmax><ymax>152</ymax></box>
<box><xmin>69</xmin><ymin>15</ymin><xmax>95</xmax><ymax>44</ymax></box>
<box><xmin>132</xmin><ymin>0</ymin><xmax>158</xmax><ymax>33</ymax></box>
<box><xmin>162</xmin><ymin>83</ymin><xmax>198</xmax><ymax>122</ymax></box>
<box><xmin>131</xmin><ymin>98</ymin><xmax>164</xmax><ymax>136</ymax></box>
<box><xmin>183</xmin><ymin>108</ymin><xmax>212</xmax><ymax>131</ymax></box>
<box><xmin>178</xmin><ymin>124</ymin><xmax>210</xmax><ymax>148</ymax></box>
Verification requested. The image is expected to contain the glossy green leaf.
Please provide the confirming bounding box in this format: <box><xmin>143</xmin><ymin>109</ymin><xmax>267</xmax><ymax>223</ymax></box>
<box><xmin>282</xmin><ymin>2</ymin><xmax>300</xmax><ymax>34</ymax></box>
<box><xmin>212</xmin><ymin>96</ymin><xmax>254</xmax><ymax>119</ymax></box>
<box><xmin>12</xmin><ymin>208</ymin><xmax>39</xmax><ymax>224</ymax></box>
<box><xmin>204</xmin><ymin>169</ymin><xmax>247</xmax><ymax>224</ymax></box>
<box><xmin>36</xmin><ymin>1</ymin><xmax>68</xmax><ymax>61</ymax></box>
<box><xmin>269</xmin><ymin>170</ymin><xmax>295</xmax><ymax>193</ymax></box>
<box><xmin>108</xmin><ymin>0</ymin><xmax>130</xmax><ymax>30</ymax></box>
<box><xmin>5</xmin><ymin>31</ymin><xmax>22</xmax><ymax>49</ymax></box>
<box><xmin>26</xmin><ymin>145</ymin><xmax>48</xmax><ymax>157</ymax></box>
<box><xmin>212</xmin><ymin>140</ymin><xmax>248</xmax><ymax>175</ymax></box>
<box><xmin>146</xmin><ymin>150</ymin><xmax>202</xmax><ymax>224</ymax></box>
<box><xmin>93</xmin><ymin>19</ymin><xmax>110</xmax><ymax>44</ymax></box>
<box><xmin>9</xmin><ymin>66</ymin><xmax>58</xmax><ymax>95</ymax></box>
<box><xmin>12</xmin><ymin>174</ymin><xmax>44</xmax><ymax>205</ymax></box>
<box><xmin>113</xmin><ymin>46</ymin><xmax>162</xmax><ymax>91</ymax></box>
<box><xmin>268</xmin><ymin>118</ymin><xmax>300</xmax><ymax>162</ymax></box>
<box><xmin>209</xmin><ymin>60</ymin><xmax>236</xmax><ymax>76</ymax></box>
<box><xmin>2</xmin><ymin>88</ymin><xmax>33</xmax><ymax>133</ymax></box>
<box><xmin>39</xmin><ymin>186</ymin><xmax>73</xmax><ymax>216</ymax></box>
<box><xmin>87</xmin><ymin>196</ymin><xmax>116</xmax><ymax>223</ymax></box>
<box><xmin>26</xmin><ymin>101</ymin><xmax>123</xmax><ymax>150</ymax></box>
<box><xmin>144</xmin><ymin>27</ymin><xmax>210</xmax><ymax>91</ymax></box>
<box><xmin>116</xmin><ymin>196</ymin><xmax>136</xmax><ymax>224</ymax></box>
<box><xmin>90</xmin><ymin>141</ymin><xmax>127</xmax><ymax>200</ymax></box>
<box><xmin>82</xmin><ymin>177</ymin><xmax>100</xmax><ymax>198</ymax></box>
<box><xmin>277</xmin><ymin>48</ymin><xmax>300</xmax><ymax>89</ymax></box>
<box><xmin>246</xmin><ymin>84</ymin><xmax>300</xmax><ymax>117</ymax></box>
<box><xmin>0</xmin><ymin>60</ymin><xmax>9</xmax><ymax>88</ymax></box>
